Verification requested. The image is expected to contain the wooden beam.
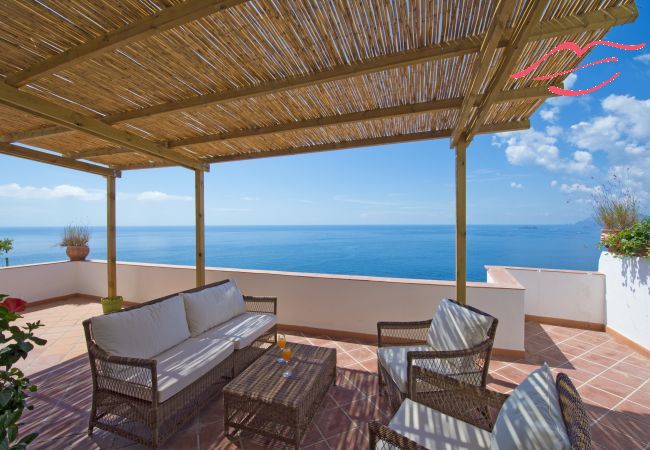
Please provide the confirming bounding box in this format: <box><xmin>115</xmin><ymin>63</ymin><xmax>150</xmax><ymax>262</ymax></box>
<box><xmin>0</xmin><ymin>83</ymin><xmax>208</xmax><ymax>171</ymax></box>
<box><xmin>71</xmin><ymin>147</ymin><xmax>131</xmax><ymax>159</ymax></box>
<box><xmin>107</xmin><ymin>175</ymin><xmax>117</xmax><ymax>298</ymax></box>
<box><xmin>4</xmin><ymin>0</ymin><xmax>248</xmax><ymax>87</ymax></box>
<box><xmin>451</xmin><ymin>0</ymin><xmax>515</xmax><ymax>147</ymax></box>
<box><xmin>74</xmin><ymin>87</ymin><xmax>546</xmax><ymax>159</ymax></box>
<box><xmin>169</xmin><ymin>87</ymin><xmax>548</xmax><ymax>149</ymax></box>
<box><xmin>114</xmin><ymin>119</ymin><xmax>528</xmax><ymax>169</ymax></box>
<box><xmin>459</xmin><ymin>0</ymin><xmax>548</xmax><ymax>145</ymax></box>
<box><xmin>0</xmin><ymin>126</ymin><xmax>69</xmax><ymax>143</ymax></box>
<box><xmin>202</xmin><ymin>120</ymin><xmax>530</xmax><ymax>164</ymax></box>
<box><xmin>455</xmin><ymin>141</ymin><xmax>468</xmax><ymax>304</ymax></box>
<box><xmin>6</xmin><ymin>3</ymin><xmax>635</xmax><ymax>143</ymax></box>
<box><xmin>0</xmin><ymin>142</ymin><xmax>120</xmax><ymax>177</ymax></box>
<box><xmin>195</xmin><ymin>170</ymin><xmax>205</xmax><ymax>287</ymax></box>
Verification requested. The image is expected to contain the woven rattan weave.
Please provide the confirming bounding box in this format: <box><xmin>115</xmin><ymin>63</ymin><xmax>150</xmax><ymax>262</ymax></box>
<box><xmin>83</xmin><ymin>280</ymin><xmax>277</xmax><ymax>448</ymax></box>
<box><xmin>377</xmin><ymin>299</ymin><xmax>498</xmax><ymax>414</ymax></box>
<box><xmin>369</xmin><ymin>370</ymin><xmax>592</xmax><ymax>449</ymax></box>
<box><xmin>223</xmin><ymin>343</ymin><xmax>336</xmax><ymax>448</ymax></box>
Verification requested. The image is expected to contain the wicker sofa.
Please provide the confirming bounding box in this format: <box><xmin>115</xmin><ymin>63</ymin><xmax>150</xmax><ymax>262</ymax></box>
<box><xmin>370</xmin><ymin>365</ymin><xmax>591</xmax><ymax>449</ymax></box>
<box><xmin>83</xmin><ymin>279</ymin><xmax>277</xmax><ymax>448</ymax></box>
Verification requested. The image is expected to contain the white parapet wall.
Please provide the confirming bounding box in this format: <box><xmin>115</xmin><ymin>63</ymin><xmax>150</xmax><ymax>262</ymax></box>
<box><xmin>599</xmin><ymin>252</ymin><xmax>650</xmax><ymax>351</ymax></box>
<box><xmin>1</xmin><ymin>260</ymin><xmax>526</xmax><ymax>352</ymax></box>
<box><xmin>488</xmin><ymin>266</ymin><xmax>606</xmax><ymax>327</ymax></box>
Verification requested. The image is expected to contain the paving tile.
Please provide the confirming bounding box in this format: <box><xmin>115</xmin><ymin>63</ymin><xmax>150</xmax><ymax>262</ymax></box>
<box><xmin>14</xmin><ymin>299</ymin><xmax>650</xmax><ymax>449</ymax></box>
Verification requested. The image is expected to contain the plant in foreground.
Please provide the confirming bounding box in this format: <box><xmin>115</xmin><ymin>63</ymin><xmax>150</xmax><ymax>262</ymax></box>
<box><xmin>0</xmin><ymin>295</ymin><xmax>46</xmax><ymax>449</ymax></box>
<box><xmin>600</xmin><ymin>218</ymin><xmax>650</xmax><ymax>258</ymax></box>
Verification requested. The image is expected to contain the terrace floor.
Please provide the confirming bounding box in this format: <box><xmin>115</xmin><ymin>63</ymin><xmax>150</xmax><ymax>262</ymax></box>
<box><xmin>15</xmin><ymin>298</ymin><xmax>650</xmax><ymax>450</ymax></box>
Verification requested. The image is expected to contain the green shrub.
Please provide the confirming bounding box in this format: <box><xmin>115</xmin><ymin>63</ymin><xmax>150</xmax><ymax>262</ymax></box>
<box><xmin>600</xmin><ymin>218</ymin><xmax>650</xmax><ymax>257</ymax></box>
<box><xmin>0</xmin><ymin>295</ymin><xmax>47</xmax><ymax>449</ymax></box>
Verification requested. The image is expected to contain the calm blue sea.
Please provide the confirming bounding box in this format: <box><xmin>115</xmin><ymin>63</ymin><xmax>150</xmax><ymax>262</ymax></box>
<box><xmin>0</xmin><ymin>225</ymin><xmax>601</xmax><ymax>281</ymax></box>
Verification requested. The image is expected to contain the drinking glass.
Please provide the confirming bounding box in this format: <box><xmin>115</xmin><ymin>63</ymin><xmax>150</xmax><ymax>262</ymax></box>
<box><xmin>277</xmin><ymin>334</ymin><xmax>287</xmax><ymax>363</ymax></box>
<box><xmin>282</xmin><ymin>347</ymin><xmax>293</xmax><ymax>378</ymax></box>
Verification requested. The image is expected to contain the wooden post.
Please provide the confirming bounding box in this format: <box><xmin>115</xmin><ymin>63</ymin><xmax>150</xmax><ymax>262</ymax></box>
<box><xmin>195</xmin><ymin>169</ymin><xmax>205</xmax><ymax>287</ymax></box>
<box><xmin>107</xmin><ymin>175</ymin><xmax>117</xmax><ymax>298</ymax></box>
<box><xmin>455</xmin><ymin>141</ymin><xmax>467</xmax><ymax>304</ymax></box>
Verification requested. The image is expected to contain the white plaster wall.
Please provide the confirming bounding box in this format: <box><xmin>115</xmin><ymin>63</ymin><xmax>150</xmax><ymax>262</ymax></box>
<box><xmin>76</xmin><ymin>260</ymin><xmax>526</xmax><ymax>352</ymax></box>
<box><xmin>599</xmin><ymin>252</ymin><xmax>650</xmax><ymax>350</ymax></box>
<box><xmin>496</xmin><ymin>266</ymin><xmax>606</xmax><ymax>325</ymax></box>
<box><xmin>0</xmin><ymin>261</ymin><xmax>77</xmax><ymax>301</ymax></box>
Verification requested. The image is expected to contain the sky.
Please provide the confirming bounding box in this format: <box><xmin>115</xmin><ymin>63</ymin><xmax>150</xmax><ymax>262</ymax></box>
<box><xmin>1</xmin><ymin>6</ymin><xmax>649</xmax><ymax>227</ymax></box>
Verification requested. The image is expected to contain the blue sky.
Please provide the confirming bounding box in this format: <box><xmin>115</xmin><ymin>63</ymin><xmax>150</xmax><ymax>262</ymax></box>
<box><xmin>1</xmin><ymin>7</ymin><xmax>649</xmax><ymax>227</ymax></box>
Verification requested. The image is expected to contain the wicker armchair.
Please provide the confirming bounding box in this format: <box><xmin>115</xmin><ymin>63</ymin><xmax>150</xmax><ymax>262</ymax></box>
<box><xmin>83</xmin><ymin>282</ymin><xmax>277</xmax><ymax>448</ymax></box>
<box><xmin>377</xmin><ymin>300</ymin><xmax>498</xmax><ymax>413</ymax></box>
<box><xmin>369</xmin><ymin>369</ymin><xmax>592</xmax><ymax>449</ymax></box>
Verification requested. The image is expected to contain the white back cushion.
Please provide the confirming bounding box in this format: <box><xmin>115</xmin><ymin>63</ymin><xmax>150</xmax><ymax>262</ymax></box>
<box><xmin>91</xmin><ymin>295</ymin><xmax>190</xmax><ymax>359</ymax></box>
<box><xmin>427</xmin><ymin>299</ymin><xmax>493</xmax><ymax>351</ymax></box>
<box><xmin>182</xmin><ymin>280</ymin><xmax>247</xmax><ymax>336</ymax></box>
<box><xmin>491</xmin><ymin>364</ymin><xmax>570</xmax><ymax>450</ymax></box>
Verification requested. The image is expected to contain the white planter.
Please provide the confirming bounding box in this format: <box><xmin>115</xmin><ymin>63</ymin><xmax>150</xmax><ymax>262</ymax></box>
<box><xmin>599</xmin><ymin>252</ymin><xmax>650</xmax><ymax>350</ymax></box>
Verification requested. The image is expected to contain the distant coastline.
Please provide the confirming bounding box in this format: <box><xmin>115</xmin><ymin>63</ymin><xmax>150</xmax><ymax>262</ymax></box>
<box><xmin>0</xmin><ymin>224</ymin><xmax>601</xmax><ymax>282</ymax></box>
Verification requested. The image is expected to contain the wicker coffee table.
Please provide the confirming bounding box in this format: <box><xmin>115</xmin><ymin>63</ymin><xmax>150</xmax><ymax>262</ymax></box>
<box><xmin>223</xmin><ymin>342</ymin><xmax>336</xmax><ymax>448</ymax></box>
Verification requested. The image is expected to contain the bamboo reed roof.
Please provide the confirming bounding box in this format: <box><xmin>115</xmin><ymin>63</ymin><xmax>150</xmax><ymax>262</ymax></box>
<box><xmin>0</xmin><ymin>0</ymin><xmax>639</xmax><ymax>174</ymax></box>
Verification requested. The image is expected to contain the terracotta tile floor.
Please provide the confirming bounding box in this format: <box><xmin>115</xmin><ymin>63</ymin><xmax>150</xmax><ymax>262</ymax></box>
<box><xmin>14</xmin><ymin>299</ymin><xmax>650</xmax><ymax>449</ymax></box>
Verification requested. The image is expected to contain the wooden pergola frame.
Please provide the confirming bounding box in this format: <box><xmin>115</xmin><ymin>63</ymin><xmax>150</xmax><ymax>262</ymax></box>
<box><xmin>0</xmin><ymin>1</ymin><xmax>638</xmax><ymax>303</ymax></box>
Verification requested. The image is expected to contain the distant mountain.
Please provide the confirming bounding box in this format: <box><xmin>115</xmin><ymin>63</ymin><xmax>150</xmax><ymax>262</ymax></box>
<box><xmin>574</xmin><ymin>217</ymin><xmax>599</xmax><ymax>228</ymax></box>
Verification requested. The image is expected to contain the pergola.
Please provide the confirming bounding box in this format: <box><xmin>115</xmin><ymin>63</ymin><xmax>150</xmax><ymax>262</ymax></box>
<box><xmin>0</xmin><ymin>0</ymin><xmax>638</xmax><ymax>304</ymax></box>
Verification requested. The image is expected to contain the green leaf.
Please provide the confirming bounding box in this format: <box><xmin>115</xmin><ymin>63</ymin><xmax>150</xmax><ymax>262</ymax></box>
<box><xmin>0</xmin><ymin>390</ymin><xmax>12</xmax><ymax>407</ymax></box>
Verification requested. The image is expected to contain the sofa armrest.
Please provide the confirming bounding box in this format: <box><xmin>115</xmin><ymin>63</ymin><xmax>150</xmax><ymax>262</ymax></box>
<box><xmin>377</xmin><ymin>320</ymin><xmax>431</xmax><ymax>347</ymax></box>
<box><xmin>87</xmin><ymin>342</ymin><xmax>159</xmax><ymax>404</ymax></box>
<box><xmin>368</xmin><ymin>421</ymin><xmax>427</xmax><ymax>450</ymax></box>
<box><xmin>243</xmin><ymin>295</ymin><xmax>277</xmax><ymax>315</ymax></box>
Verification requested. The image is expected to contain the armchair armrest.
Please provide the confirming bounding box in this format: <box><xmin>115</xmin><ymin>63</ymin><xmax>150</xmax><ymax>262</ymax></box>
<box><xmin>243</xmin><ymin>295</ymin><xmax>277</xmax><ymax>315</ymax></box>
<box><xmin>377</xmin><ymin>320</ymin><xmax>431</xmax><ymax>347</ymax></box>
<box><xmin>409</xmin><ymin>366</ymin><xmax>508</xmax><ymax>432</ymax></box>
<box><xmin>87</xmin><ymin>342</ymin><xmax>159</xmax><ymax>404</ymax></box>
<box><xmin>368</xmin><ymin>421</ymin><xmax>427</xmax><ymax>450</ymax></box>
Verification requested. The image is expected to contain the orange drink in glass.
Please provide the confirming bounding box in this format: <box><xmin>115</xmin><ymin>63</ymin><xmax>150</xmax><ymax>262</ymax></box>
<box><xmin>282</xmin><ymin>347</ymin><xmax>293</xmax><ymax>378</ymax></box>
<box><xmin>278</xmin><ymin>334</ymin><xmax>287</xmax><ymax>349</ymax></box>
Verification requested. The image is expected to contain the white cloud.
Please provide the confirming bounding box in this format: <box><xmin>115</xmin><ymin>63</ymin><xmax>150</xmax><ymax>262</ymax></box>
<box><xmin>540</xmin><ymin>108</ymin><xmax>559</xmax><ymax>122</ymax></box>
<box><xmin>240</xmin><ymin>196</ymin><xmax>260</xmax><ymax>201</ymax></box>
<box><xmin>634</xmin><ymin>53</ymin><xmax>650</xmax><ymax>64</ymax></box>
<box><xmin>545</xmin><ymin>73</ymin><xmax>578</xmax><ymax>109</ymax></box>
<box><xmin>559</xmin><ymin>183</ymin><xmax>601</xmax><ymax>194</ymax></box>
<box><xmin>550</xmin><ymin>180</ymin><xmax>558</xmax><ymax>188</ymax></box>
<box><xmin>510</xmin><ymin>182</ymin><xmax>523</xmax><ymax>189</ymax></box>
<box><xmin>0</xmin><ymin>183</ymin><xmax>103</xmax><ymax>201</ymax></box>
<box><xmin>495</xmin><ymin>127</ymin><xmax>595</xmax><ymax>174</ymax></box>
<box><xmin>135</xmin><ymin>191</ymin><xmax>192</xmax><ymax>202</ymax></box>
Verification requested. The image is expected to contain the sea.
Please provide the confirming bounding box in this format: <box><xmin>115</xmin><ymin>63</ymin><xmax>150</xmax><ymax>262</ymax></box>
<box><xmin>0</xmin><ymin>225</ymin><xmax>601</xmax><ymax>282</ymax></box>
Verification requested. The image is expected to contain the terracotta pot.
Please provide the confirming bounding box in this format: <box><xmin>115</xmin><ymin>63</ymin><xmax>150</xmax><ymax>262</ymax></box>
<box><xmin>66</xmin><ymin>245</ymin><xmax>89</xmax><ymax>261</ymax></box>
<box><xmin>600</xmin><ymin>229</ymin><xmax>620</xmax><ymax>241</ymax></box>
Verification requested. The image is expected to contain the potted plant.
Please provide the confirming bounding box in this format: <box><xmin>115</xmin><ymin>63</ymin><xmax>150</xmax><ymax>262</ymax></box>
<box><xmin>100</xmin><ymin>295</ymin><xmax>124</xmax><ymax>314</ymax></box>
<box><xmin>592</xmin><ymin>176</ymin><xmax>639</xmax><ymax>241</ymax></box>
<box><xmin>600</xmin><ymin>218</ymin><xmax>650</xmax><ymax>258</ymax></box>
<box><xmin>58</xmin><ymin>225</ymin><xmax>90</xmax><ymax>261</ymax></box>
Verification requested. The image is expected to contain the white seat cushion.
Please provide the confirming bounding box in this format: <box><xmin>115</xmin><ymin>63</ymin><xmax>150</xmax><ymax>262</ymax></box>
<box><xmin>491</xmin><ymin>364</ymin><xmax>570</xmax><ymax>450</ymax></box>
<box><xmin>182</xmin><ymin>280</ymin><xmax>247</xmax><ymax>336</ymax></box>
<box><xmin>154</xmin><ymin>336</ymin><xmax>235</xmax><ymax>403</ymax></box>
<box><xmin>377</xmin><ymin>345</ymin><xmax>479</xmax><ymax>393</ymax></box>
<box><xmin>382</xmin><ymin>398</ymin><xmax>492</xmax><ymax>450</ymax></box>
<box><xmin>201</xmin><ymin>312</ymin><xmax>277</xmax><ymax>349</ymax></box>
<box><xmin>91</xmin><ymin>295</ymin><xmax>190</xmax><ymax>359</ymax></box>
<box><xmin>427</xmin><ymin>299</ymin><xmax>493</xmax><ymax>351</ymax></box>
